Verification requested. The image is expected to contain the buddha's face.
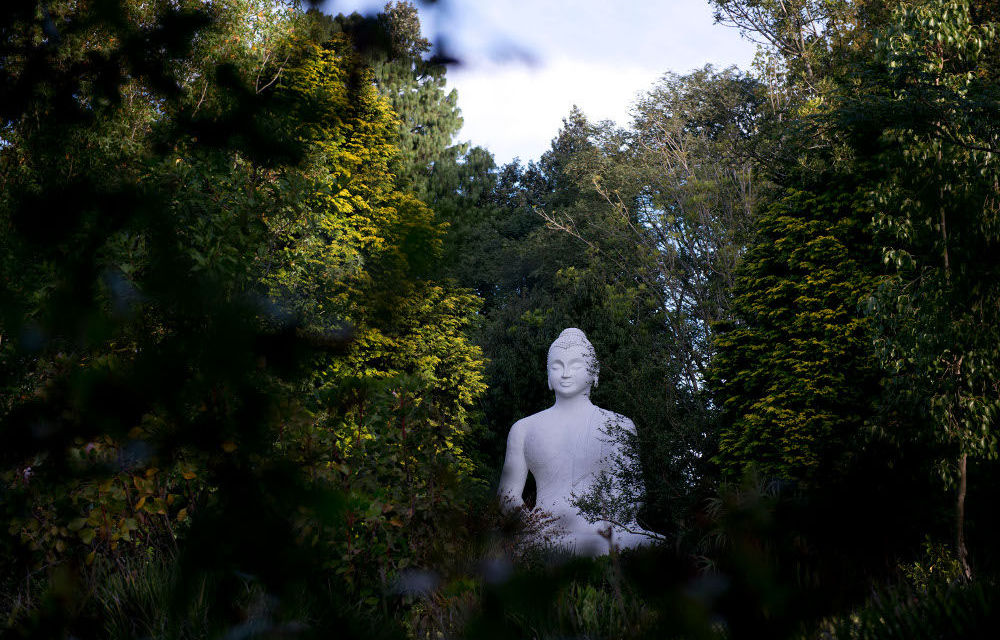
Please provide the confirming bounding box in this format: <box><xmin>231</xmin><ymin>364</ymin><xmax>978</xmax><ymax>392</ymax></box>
<box><xmin>547</xmin><ymin>343</ymin><xmax>597</xmax><ymax>399</ymax></box>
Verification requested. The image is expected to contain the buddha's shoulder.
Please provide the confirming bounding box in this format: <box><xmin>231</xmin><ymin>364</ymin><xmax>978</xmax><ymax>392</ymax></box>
<box><xmin>506</xmin><ymin>412</ymin><xmax>544</xmax><ymax>446</ymax></box>
<box><xmin>509</xmin><ymin>408</ymin><xmax>556</xmax><ymax>432</ymax></box>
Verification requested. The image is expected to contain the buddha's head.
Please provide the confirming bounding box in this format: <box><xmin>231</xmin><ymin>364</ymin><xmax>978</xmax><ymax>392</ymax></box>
<box><xmin>547</xmin><ymin>328</ymin><xmax>599</xmax><ymax>398</ymax></box>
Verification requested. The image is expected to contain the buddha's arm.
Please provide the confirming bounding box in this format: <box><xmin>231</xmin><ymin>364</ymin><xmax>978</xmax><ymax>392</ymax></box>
<box><xmin>498</xmin><ymin>420</ymin><xmax>529</xmax><ymax>512</ymax></box>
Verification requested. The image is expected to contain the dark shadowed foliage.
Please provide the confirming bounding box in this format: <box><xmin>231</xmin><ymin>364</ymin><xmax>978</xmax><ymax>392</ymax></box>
<box><xmin>4</xmin><ymin>1</ymin><xmax>1000</xmax><ymax>639</ymax></box>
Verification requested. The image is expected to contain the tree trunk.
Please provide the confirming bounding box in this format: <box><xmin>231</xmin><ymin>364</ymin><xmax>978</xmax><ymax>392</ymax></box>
<box><xmin>956</xmin><ymin>452</ymin><xmax>972</xmax><ymax>581</ymax></box>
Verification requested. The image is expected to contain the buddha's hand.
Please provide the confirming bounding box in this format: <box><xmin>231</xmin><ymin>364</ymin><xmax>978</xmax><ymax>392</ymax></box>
<box><xmin>497</xmin><ymin>491</ymin><xmax>525</xmax><ymax>514</ymax></box>
<box><xmin>594</xmin><ymin>521</ymin><xmax>613</xmax><ymax>541</ymax></box>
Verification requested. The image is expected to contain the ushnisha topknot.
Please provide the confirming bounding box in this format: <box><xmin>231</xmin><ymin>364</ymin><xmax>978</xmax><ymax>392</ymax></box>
<box><xmin>549</xmin><ymin>328</ymin><xmax>593</xmax><ymax>353</ymax></box>
<box><xmin>548</xmin><ymin>328</ymin><xmax>599</xmax><ymax>385</ymax></box>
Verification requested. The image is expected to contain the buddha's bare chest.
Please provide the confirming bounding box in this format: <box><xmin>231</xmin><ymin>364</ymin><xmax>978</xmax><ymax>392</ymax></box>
<box><xmin>523</xmin><ymin>411</ymin><xmax>607</xmax><ymax>484</ymax></box>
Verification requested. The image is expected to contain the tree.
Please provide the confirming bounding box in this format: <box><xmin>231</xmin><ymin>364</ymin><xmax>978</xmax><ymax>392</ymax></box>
<box><xmin>709</xmin><ymin>0</ymin><xmax>883</xmax><ymax>93</ymax></box>
<box><xmin>259</xmin><ymin>27</ymin><xmax>488</xmax><ymax>597</ymax></box>
<box><xmin>570</xmin><ymin>66</ymin><xmax>763</xmax><ymax>392</ymax></box>
<box><xmin>327</xmin><ymin>1</ymin><xmax>465</xmax><ymax>192</ymax></box>
<box><xmin>701</xmin><ymin>0</ymin><xmax>887</xmax><ymax>487</ymax></box>
<box><xmin>709</xmin><ymin>177</ymin><xmax>882</xmax><ymax>483</ymax></box>
<box><xmin>854</xmin><ymin>0</ymin><xmax>1000</xmax><ymax>580</ymax></box>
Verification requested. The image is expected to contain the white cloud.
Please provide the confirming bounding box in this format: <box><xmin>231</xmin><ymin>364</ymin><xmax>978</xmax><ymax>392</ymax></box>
<box><xmin>449</xmin><ymin>57</ymin><xmax>662</xmax><ymax>164</ymax></box>
<box><xmin>438</xmin><ymin>2</ymin><xmax>759</xmax><ymax>164</ymax></box>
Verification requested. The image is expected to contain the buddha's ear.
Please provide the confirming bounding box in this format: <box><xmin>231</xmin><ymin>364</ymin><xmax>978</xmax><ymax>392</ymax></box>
<box><xmin>592</xmin><ymin>376</ymin><xmax>599</xmax><ymax>389</ymax></box>
<box><xmin>547</xmin><ymin>379</ymin><xmax>553</xmax><ymax>391</ymax></box>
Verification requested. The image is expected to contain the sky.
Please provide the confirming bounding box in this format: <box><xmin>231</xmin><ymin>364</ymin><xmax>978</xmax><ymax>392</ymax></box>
<box><xmin>322</xmin><ymin>1</ymin><xmax>758</xmax><ymax>165</ymax></box>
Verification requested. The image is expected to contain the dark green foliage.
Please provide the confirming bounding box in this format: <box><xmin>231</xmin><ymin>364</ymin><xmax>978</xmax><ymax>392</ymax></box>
<box><xmin>857</xmin><ymin>0</ymin><xmax>1000</xmax><ymax>478</ymax></box>
<box><xmin>710</xmin><ymin>178</ymin><xmax>883</xmax><ymax>483</ymax></box>
<box><xmin>0</xmin><ymin>1</ymin><xmax>335</xmax><ymax>632</ymax></box>
<box><xmin>851</xmin><ymin>0</ymin><xmax>1000</xmax><ymax>579</ymax></box>
<box><xmin>0</xmin><ymin>1</ymin><xmax>482</xmax><ymax>636</ymax></box>
<box><xmin>822</xmin><ymin>581</ymin><xmax>1000</xmax><ymax>639</ymax></box>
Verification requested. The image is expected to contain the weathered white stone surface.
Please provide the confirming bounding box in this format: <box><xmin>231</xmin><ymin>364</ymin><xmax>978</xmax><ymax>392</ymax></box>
<box><xmin>498</xmin><ymin>328</ymin><xmax>651</xmax><ymax>555</ymax></box>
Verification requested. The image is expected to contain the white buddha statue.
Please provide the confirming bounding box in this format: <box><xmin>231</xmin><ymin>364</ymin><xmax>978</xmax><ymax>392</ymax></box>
<box><xmin>498</xmin><ymin>328</ymin><xmax>652</xmax><ymax>555</ymax></box>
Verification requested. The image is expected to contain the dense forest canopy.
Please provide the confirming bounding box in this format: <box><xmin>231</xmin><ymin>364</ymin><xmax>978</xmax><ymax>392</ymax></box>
<box><xmin>2</xmin><ymin>0</ymin><xmax>1000</xmax><ymax>638</ymax></box>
